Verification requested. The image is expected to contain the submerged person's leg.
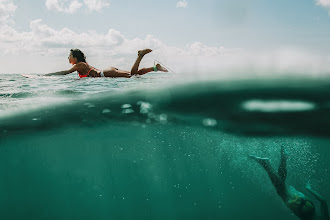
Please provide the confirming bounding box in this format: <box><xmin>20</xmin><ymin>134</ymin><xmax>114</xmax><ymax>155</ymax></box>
<box><xmin>278</xmin><ymin>146</ymin><xmax>288</xmax><ymax>182</ymax></box>
<box><xmin>250</xmin><ymin>154</ymin><xmax>286</xmax><ymax>197</ymax></box>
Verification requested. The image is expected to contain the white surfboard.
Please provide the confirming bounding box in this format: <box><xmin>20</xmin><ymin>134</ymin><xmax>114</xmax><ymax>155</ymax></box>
<box><xmin>21</xmin><ymin>74</ymin><xmax>57</xmax><ymax>79</ymax></box>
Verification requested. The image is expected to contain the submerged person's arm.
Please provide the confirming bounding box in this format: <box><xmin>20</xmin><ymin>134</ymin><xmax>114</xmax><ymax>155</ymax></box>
<box><xmin>306</xmin><ymin>183</ymin><xmax>329</xmax><ymax>219</ymax></box>
<box><xmin>45</xmin><ymin>65</ymin><xmax>78</xmax><ymax>76</ymax></box>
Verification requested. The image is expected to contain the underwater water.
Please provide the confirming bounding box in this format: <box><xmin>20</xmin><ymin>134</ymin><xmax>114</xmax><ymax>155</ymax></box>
<box><xmin>0</xmin><ymin>73</ymin><xmax>329</xmax><ymax>220</ymax></box>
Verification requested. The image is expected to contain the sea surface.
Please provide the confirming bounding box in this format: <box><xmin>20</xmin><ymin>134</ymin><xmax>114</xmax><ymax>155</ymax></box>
<box><xmin>0</xmin><ymin>72</ymin><xmax>329</xmax><ymax>220</ymax></box>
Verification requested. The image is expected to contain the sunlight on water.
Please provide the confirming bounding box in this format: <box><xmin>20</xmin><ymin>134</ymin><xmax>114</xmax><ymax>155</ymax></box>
<box><xmin>241</xmin><ymin>100</ymin><xmax>316</xmax><ymax>112</ymax></box>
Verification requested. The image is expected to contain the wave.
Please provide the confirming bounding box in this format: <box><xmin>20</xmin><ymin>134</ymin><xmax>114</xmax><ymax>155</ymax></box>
<box><xmin>0</xmin><ymin>89</ymin><xmax>85</xmax><ymax>99</ymax></box>
<box><xmin>1</xmin><ymin>77</ymin><xmax>330</xmax><ymax>138</ymax></box>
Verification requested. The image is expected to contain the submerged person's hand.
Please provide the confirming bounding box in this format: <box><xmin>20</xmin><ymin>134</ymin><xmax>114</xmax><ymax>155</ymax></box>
<box><xmin>305</xmin><ymin>182</ymin><xmax>312</xmax><ymax>190</ymax></box>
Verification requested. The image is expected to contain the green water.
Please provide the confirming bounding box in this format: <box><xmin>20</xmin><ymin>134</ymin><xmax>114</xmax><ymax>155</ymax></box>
<box><xmin>0</xmin><ymin>120</ymin><xmax>328</xmax><ymax>220</ymax></box>
<box><xmin>1</xmin><ymin>76</ymin><xmax>330</xmax><ymax>219</ymax></box>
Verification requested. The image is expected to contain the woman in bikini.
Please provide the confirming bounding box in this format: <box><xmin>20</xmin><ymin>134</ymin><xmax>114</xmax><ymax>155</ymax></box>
<box><xmin>250</xmin><ymin>146</ymin><xmax>329</xmax><ymax>220</ymax></box>
<box><xmin>45</xmin><ymin>48</ymin><xmax>168</xmax><ymax>78</ymax></box>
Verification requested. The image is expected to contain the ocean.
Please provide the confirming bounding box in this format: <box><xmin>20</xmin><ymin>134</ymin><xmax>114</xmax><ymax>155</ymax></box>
<box><xmin>0</xmin><ymin>72</ymin><xmax>329</xmax><ymax>220</ymax></box>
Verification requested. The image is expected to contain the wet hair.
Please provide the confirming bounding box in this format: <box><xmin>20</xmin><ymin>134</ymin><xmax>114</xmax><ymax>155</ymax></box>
<box><xmin>300</xmin><ymin>200</ymin><xmax>315</xmax><ymax>219</ymax></box>
<box><xmin>70</xmin><ymin>49</ymin><xmax>86</xmax><ymax>63</ymax></box>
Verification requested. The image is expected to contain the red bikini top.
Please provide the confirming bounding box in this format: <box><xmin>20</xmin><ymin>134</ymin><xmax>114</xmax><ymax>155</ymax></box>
<box><xmin>78</xmin><ymin>66</ymin><xmax>94</xmax><ymax>78</ymax></box>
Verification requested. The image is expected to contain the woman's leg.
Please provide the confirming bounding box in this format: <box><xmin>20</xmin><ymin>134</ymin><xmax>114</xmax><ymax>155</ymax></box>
<box><xmin>250</xmin><ymin>154</ymin><xmax>286</xmax><ymax>197</ymax></box>
<box><xmin>102</xmin><ymin>66</ymin><xmax>163</xmax><ymax>78</ymax></box>
<box><xmin>103</xmin><ymin>49</ymin><xmax>168</xmax><ymax>77</ymax></box>
<box><xmin>103</xmin><ymin>67</ymin><xmax>131</xmax><ymax>78</ymax></box>
<box><xmin>136</xmin><ymin>64</ymin><xmax>169</xmax><ymax>75</ymax></box>
<box><xmin>278</xmin><ymin>146</ymin><xmax>288</xmax><ymax>182</ymax></box>
<box><xmin>130</xmin><ymin>49</ymin><xmax>152</xmax><ymax>75</ymax></box>
<box><xmin>136</xmin><ymin>67</ymin><xmax>154</xmax><ymax>75</ymax></box>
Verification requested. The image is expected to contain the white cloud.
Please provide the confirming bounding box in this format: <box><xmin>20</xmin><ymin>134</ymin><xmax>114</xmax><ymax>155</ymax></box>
<box><xmin>184</xmin><ymin>42</ymin><xmax>226</xmax><ymax>56</ymax></box>
<box><xmin>316</xmin><ymin>0</ymin><xmax>330</xmax><ymax>14</ymax></box>
<box><xmin>3</xmin><ymin>20</ymin><xmax>330</xmax><ymax>77</ymax></box>
<box><xmin>0</xmin><ymin>0</ymin><xmax>17</xmax><ymax>25</ymax></box>
<box><xmin>1</xmin><ymin>7</ymin><xmax>330</xmax><ymax>76</ymax></box>
<box><xmin>0</xmin><ymin>19</ymin><xmax>128</xmax><ymax>56</ymax></box>
<box><xmin>0</xmin><ymin>18</ymin><xmax>237</xmax><ymax>73</ymax></box>
<box><xmin>316</xmin><ymin>0</ymin><xmax>330</xmax><ymax>7</ymax></box>
<box><xmin>84</xmin><ymin>0</ymin><xmax>110</xmax><ymax>12</ymax></box>
<box><xmin>176</xmin><ymin>0</ymin><xmax>188</xmax><ymax>8</ymax></box>
<box><xmin>2</xmin><ymin>19</ymin><xmax>330</xmax><ymax>77</ymax></box>
<box><xmin>45</xmin><ymin>0</ymin><xmax>83</xmax><ymax>14</ymax></box>
<box><xmin>45</xmin><ymin>0</ymin><xmax>109</xmax><ymax>13</ymax></box>
<box><xmin>69</xmin><ymin>0</ymin><xmax>84</xmax><ymax>12</ymax></box>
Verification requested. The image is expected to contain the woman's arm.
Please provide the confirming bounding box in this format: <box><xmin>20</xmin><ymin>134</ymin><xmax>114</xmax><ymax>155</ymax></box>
<box><xmin>306</xmin><ymin>183</ymin><xmax>326</xmax><ymax>202</ymax></box>
<box><xmin>306</xmin><ymin>183</ymin><xmax>329</xmax><ymax>219</ymax></box>
<box><xmin>45</xmin><ymin>65</ymin><xmax>77</xmax><ymax>76</ymax></box>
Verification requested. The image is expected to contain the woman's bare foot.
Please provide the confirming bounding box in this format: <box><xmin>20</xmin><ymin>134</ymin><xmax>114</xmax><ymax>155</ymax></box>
<box><xmin>280</xmin><ymin>145</ymin><xmax>289</xmax><ymax>160</ymax></box>
<box><xmin>249</xmin><ymin>155</ymin><xmax>271</xmax><ymax>167</ymax></box>
<box><xmin>155</xmin><ymin>64</ymin><xmax>168</xmax><ymax>72</ymax></box>
<box><xmin>138</xmin><ymin>49</ymin><xmax>152</xmax><ymax>57</ymax></box>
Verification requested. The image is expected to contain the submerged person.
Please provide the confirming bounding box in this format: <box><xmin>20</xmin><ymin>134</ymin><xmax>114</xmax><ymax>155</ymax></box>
<box><xmin>45</xmin><ymin>48</ymin><xmax>168</xmax><ymax>78</ymax></box>
<box><xmin>250</xmin><ymin>146</ymin><xmax>329</xmax><ymax>220</ymax></box>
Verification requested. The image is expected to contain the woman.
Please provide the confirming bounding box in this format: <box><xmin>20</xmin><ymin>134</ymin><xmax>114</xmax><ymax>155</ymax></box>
<box><xmin>250</xmin><ymin>146</ymin><xmax>329</xmax><ymax>220</ymax></box>
<box><xmin>46</xmin><ymin>48</ymin><xmax>168</xmax><ymax>78</ymax></box>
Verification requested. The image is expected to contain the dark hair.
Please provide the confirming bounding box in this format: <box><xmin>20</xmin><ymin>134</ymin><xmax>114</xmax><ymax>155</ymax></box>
<box><xmin>300</xmin><ymin>200</ymin><xmax>315</xmax><ymax>220</ymax></box>
<box><xmin>70</xmin><ymin>49</ymin><xmax>86</xmax><ymax>63</ymax></box>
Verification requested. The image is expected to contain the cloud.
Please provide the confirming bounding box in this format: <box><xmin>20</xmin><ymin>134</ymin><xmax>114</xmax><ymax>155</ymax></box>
<box><xmin>2</xmin><ymin>19</ymin><xmax>330</xmax><ymax>77</ymax></box>
<box><xmin>0</xmin><ymin>18</ymin><xmax>238</xmax><ymax>73</ymax></box>
<box><xmin>45</xmin><ymin>0</ymin><xmax>82</xmax><ymax>14</ymax></box>
<box><xmin>176</xmin><ymin>0</ymin><xmax>188</xmax><ymax>8</ymax></box>
<box><xmin>316</xmin><ymin>0</ymin><xmax>330</xmax><ymax>7</ymax></box>
<box><xmin>316</xmin><ymin>0</ymin><xmax>330</xmax><ymax>14</ymax></box>
<box><xmin>84</xmin><ymin>0</ymin><xmax>110</xmax><ymax>12</ymax></box>
<box><xmin>0</xmin><ymin>0</ymin><xmax>17</xmax><ymax>25</ymax></box>
<box><xmin>0</xmin><ymin>19</ymin><xmax>128</xmax><ymax>56</ymax></box>
<box><xmin>45</xmin><ymin>0</ymin><xmax>109</xmax><ymax>13</ymax></box>
<box><xmin>1</xmin><ymin>8</ymin><xmax>330</xmax><ymax>76</ymax></box>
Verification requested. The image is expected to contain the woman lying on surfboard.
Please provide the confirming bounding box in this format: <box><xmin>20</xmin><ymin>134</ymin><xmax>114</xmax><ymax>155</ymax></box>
<box><xmin>45</xmin><ymin>48</ymin><xmax>168</xmax><ymax>78</ymax></box>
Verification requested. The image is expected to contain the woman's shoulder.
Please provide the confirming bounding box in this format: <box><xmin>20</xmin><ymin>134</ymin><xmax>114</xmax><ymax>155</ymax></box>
<box><xmin>76</xmin><ymin>62</ymin><xmax>88</xmax><ymax>66</ymax></box>
<box><xmin>288</xmin><ymin>186</ymin><xmax>306</xmax><ymax>198</ymax></box>
<box><xmin>73</xmin><ymin>62</ymin><xmax>89</xmax><ymax>73</ymax></box>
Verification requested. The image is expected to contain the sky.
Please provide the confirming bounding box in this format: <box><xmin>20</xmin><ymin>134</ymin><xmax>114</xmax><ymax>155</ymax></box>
<box><xmin>1</xmin><ymin>0</ymin><xmax>330</xmax><ymax>75</ymax></box>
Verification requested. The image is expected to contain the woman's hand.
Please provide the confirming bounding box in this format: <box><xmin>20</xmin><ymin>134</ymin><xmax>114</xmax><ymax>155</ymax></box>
<box><xmin>305</xmin><ymin>182</ymin><xmax>312</xmax><ymax>190</ymax></box>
